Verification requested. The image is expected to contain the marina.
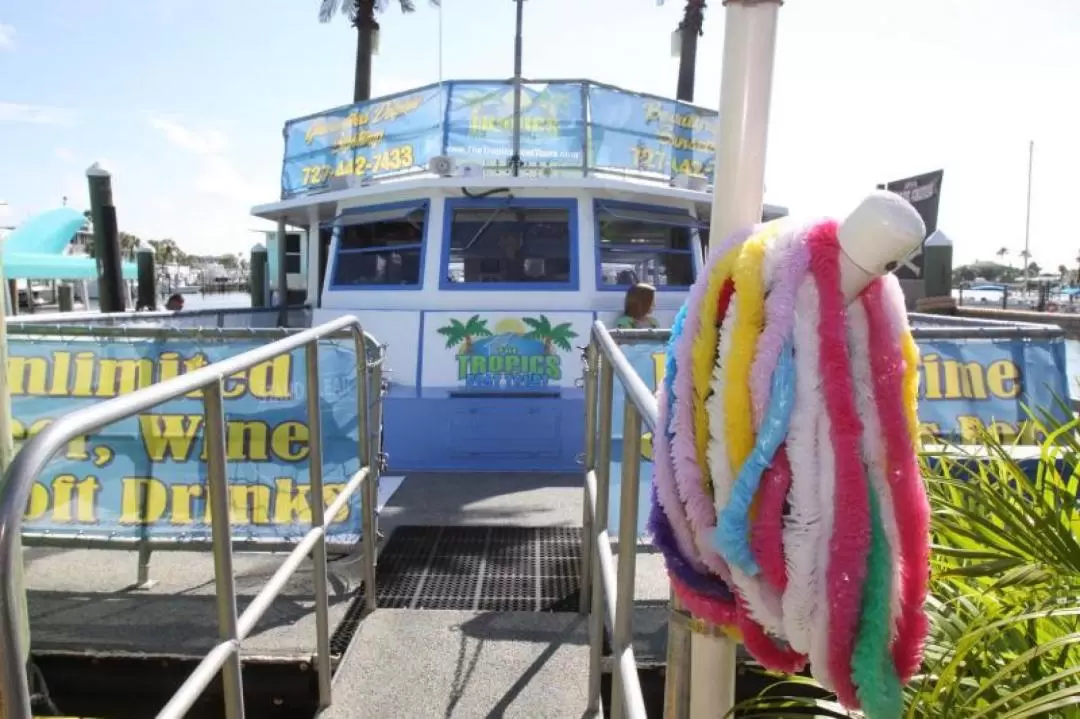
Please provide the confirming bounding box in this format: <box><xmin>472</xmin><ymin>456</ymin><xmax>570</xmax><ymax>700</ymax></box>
<box><xmin>0</xmin><ymin>1</ymin><xmax>1077</xmax><ymax>718</ymax></box>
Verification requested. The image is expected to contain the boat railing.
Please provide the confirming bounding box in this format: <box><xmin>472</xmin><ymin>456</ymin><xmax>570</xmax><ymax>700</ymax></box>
<box><xmin>5</xmin><ymin>319</ymin><xmax>386</xmax><ymax>589</ymax></box>
<box><xmin>0</xmin><ymin>315</ymin><xmax>385</xmax><ymax>719</ymax></box>
<box><xmin>579</xmin><ymin>322</ymin><xmax>663</xmax><ymax>719</ymax></box>
<box><xmin>5</xmin><ymin>304</ymin><xmax>313</xmax><ymax>330</ymax></box>
<box><xmin>578</xmin><ymin>315</ymin><xmax>1071</xmax><ymax>719</ymax></box>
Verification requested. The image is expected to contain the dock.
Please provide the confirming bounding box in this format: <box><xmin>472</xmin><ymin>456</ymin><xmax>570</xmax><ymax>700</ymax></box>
<box><xmin>25</xmin><ymin>472</ymin><xmax>673</xmax><ymax>718</ymax></box>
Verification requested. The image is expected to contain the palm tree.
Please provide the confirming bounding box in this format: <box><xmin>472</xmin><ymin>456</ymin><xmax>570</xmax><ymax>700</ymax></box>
<box><xmin>1058</xmin><ymin>264</ymin><xmax>1068</xmax><ymax>284</ymax></box>
<box><xmin>436</xmin><ymin>315</ymin><xmax>492</xmax><ymax>355</ymax></box>
<box><xmin>660</xmin><ymin>0</ymin><xmax>707</xmax><ymax>102</ymax></box>
<box><xmin>522</xmin><ymin>314</ymin><xmax>578</xmax><ymax>355</ymax></box>
<box><xmin>318</xmin><ymin>0</ymin><xmax>441</xmax><ymax>103</ymax></box>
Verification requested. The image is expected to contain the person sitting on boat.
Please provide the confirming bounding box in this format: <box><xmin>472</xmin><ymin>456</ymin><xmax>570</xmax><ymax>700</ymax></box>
<box><xmin>165</xmin><ymin>293</ymin><xmax>184</xmax><ymax>312</ymax></box>
<box><xmin>615</xmin><ymin>282</ymin><xmax>659</xmax><ymax>329</ymax></box>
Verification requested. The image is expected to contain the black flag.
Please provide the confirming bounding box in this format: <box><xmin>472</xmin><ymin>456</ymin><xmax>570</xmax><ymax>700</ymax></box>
<box><xmin>876</xmin><ymin>169</ymin><xmax>944</xmax><ymax>280</ymax></box>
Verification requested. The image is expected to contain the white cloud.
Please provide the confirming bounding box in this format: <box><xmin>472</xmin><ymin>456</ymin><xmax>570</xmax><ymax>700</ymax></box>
<box><xmin>147</xmin><ymin>115</ymin><xmax>228</xmax><ymax>155</ymax></box>
<box><xmin>0</xmin><ymin>23</ymin><xmax>14</xmax><ymax>50</ymax></box>
<box><xmin>0</xmin><ymin>103</ymin><xmax>72</xmax><ymax>125</ymax></box>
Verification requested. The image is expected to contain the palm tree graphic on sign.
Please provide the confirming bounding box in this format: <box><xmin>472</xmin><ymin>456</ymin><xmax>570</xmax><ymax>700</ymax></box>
<box><xmin>436</xmin><ymin>315</ymin><xmax>493</xmax><ymax>355</ymax></box>
<box><xmin>522</xmin><ymin>315</ymin><xmax>578</xmax><ymax>355</ymax></box>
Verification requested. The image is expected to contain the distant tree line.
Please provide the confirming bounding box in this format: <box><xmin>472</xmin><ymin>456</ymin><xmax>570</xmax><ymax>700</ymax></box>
<box><xmin>79</xmin><ymin>210</ymin><xmax>245</xmax><ymax>271</ymax></box>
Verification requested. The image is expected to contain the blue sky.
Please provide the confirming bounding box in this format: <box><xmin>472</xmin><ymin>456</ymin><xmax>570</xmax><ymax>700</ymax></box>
<box><xmin>2</xmin><ymin>0</ymin><xmax>1079</xmax><ymax>269</ymax></box>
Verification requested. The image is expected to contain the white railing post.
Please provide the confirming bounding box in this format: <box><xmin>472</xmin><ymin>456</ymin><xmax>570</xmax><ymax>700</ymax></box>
<box><xmin>203</xmin><ymin>379</ymin><xmax>246</xmax><ymax>719</ymax></box>
<box><xmin>611</xmin><ymin>398</ymin><xmax>643</xmax><ymax>719</ymax></box>
<box><xmin>305</xmin><ymin>342</ymin><xmax>333</xmax><ymax>708</ymax></box>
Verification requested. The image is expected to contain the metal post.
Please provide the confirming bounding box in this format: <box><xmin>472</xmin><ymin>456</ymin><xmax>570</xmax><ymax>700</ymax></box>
<box><xmin>509</xmin><ymin>0</ymin><xmax>525</xmax><ymax>176</ymax></box>
<box><xmin>368</xmin><ymin>358</ymin><xmax>384</xmax><ymax>541</ymax></box>
<box><xmin>57</xmin><ymin>284</ymin><xmax>75</xmax><ymax>312</ymax></box>
<box><xmin>136</xmin><ymin>246</ymin><xmax>157</xmax><ymax>310</ymax></box>
<box><xmin>5</xmin><ymin>280</ymin><xmax>16</xmax><ymax>317</ymax></box>
<box><xmin>87</xmin><ymin>163</ymin><xmax>126</xmax><ymax>313</ymax></box>
<box><xmin>250</xmin><ymin>244</ymin><xmax>268</xmax><ymax>309</ymax></box>
<box><xmin>203</xmin><ymin>380</ymin><xmax>246</xmax><ymax>719</ymax></box>
<box><xmin>354</xmin><ymin>330</ymin><xmax>377</xmax><ymax>614</ymax></box>
<box><xmin>0</xmin><ymin>232</ymin><xmax>31</xmax><ymax>717</ymax></box>
<box><xmin>664</xmin><ymin>593</ymin><xmax>692</xmax><ymax>719</ymax></box>
<box><xmin>305</xmin><ymin>343</ymin><xmax>333</xmax><ymax>709</ymax></box>
<box><xmin>587</xmin><ymin>358</ymin><xmax>615</xmax><ymax>712</ymax></box>
<box><xmin>133</xmin><ymin>477</ymin><xmax>156</xmax><ymax>589</ymax></box>
<box><xmin>579</xmin><ymin>342</ymin><xmax>599</xmax><ymax>615</ymax></box>
<box><xmin>611</xmin><ymin>397</ymin><xmax>643</xmax><ymax>719</ymax></box>
<box><xmin>276</xmin><ymin>220</ymin><xmax>289</xmax><ymax>327</ymax></box>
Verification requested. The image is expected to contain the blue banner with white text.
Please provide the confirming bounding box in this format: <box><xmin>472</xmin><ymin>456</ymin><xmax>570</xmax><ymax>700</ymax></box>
<box><xmin>9</xmin><ymin>338</ymin><xmax>368</xmax><ymax>542</ymax></box>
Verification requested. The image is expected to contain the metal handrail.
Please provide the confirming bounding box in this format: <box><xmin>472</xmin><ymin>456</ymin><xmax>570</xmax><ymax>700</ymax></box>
<box><xmin>0</xmin><ymin>315</ymin><xmax>384</xmax><ymax>719</ymax></box>
<box><xmin>580</xmin><ymin>321</ymin><xmax>655</xmax><ymax>719</ymax></box>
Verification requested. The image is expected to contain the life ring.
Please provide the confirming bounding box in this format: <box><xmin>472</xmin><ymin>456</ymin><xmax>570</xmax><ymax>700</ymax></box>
<box><xmin>1047</xmin><ymin>301</ymin><xmax>1059</xmax><ymax>312</ymax></box>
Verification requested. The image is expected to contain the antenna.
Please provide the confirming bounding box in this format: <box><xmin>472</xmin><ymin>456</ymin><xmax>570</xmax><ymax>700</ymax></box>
<box><xmin>437</xmin><ymin>0</ymin><xmax>444</xmax><ymax>85</ymax></box>
<box><xmin>509</xmin><ymin>0</ymin><xmax>525</xmax><ymax>177</ymax></box>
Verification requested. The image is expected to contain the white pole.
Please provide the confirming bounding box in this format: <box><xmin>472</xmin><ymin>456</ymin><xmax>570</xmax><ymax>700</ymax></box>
<box><xmin>697</xmin><ymin>1</ymin><xmax>782</xmax><ymax>716</ymax></box>
<box><xmin>696</xmin><ymin>1</ymin><xmax>926</xmax><ymax>716</ymax></box>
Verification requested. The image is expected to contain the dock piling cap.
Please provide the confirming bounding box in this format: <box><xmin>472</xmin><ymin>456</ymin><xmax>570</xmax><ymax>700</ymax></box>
<box><xmin>837</xmin><ymin>190</ymin><xmax>926</xmax><ymax>301</ymax></box>
<box><xmin>85</xmin><ymin>162</ymin><xmax>111</xmax><ymax>178</ymax></box>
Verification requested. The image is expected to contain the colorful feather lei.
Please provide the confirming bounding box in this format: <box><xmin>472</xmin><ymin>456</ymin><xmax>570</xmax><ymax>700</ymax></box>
<box><xmin>646</xmin><ymin>217</ymin><xmax>929</xmax><ymax>718</ymax></box>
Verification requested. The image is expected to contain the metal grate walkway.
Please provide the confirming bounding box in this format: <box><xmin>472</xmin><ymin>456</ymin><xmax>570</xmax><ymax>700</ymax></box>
<box><xmin>372</xmin><ymin>526</ymin><xmax>582</xmax><ymax>612</ymax></box>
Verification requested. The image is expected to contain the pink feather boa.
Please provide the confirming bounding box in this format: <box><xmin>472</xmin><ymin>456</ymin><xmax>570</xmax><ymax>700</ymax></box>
<box><xmin>808</xmin><ymin>221</ymin><xmax>871</xmax><ymax>708</ymax></box>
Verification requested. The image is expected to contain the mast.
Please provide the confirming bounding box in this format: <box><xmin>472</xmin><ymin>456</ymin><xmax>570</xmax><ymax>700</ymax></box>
<box><xmin>1023</xmin><ymin>139</ymin><xmax>1034</xmax><ymax>295</ymax></box>
<box><xmin>509</xmin><ymin>0</ymin><xmax>525</xmax><ymax>177</ymax></box>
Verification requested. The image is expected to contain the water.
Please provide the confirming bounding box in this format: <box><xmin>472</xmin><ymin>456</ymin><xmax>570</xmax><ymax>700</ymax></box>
<box><xmin>84</xmin><ymin>291</ymin><xmax>252</xmax><ymax>312</ymax></box>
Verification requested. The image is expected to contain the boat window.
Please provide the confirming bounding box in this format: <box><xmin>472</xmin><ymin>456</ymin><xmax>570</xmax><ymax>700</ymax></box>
<box><xmin>595</xmin><ymin>202</ymin><xmax>699</xmax><ymax>289</ymax></box>
<box><xmin>329</xmin><ymin>202</ymin><xmax>427</xmax><ymax>290</ymax></box>
<box><xmin>443</xmin><ymin>202</ymin><xmax>575</xmax><ymax>289</ymax></box>
<box><xmin>284</xmin><ymin>233</ymin><xmax>303</xmax><ymax>274</ymax></box>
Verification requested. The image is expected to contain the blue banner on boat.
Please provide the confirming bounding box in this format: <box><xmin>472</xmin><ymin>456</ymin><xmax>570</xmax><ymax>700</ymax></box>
<box><xmin>8</xmin><ymin>339</ymin><xmax>367</xmax><ymax>542</ymax></box>
<box><xmin>606</xmin><ymin>336</ymin><xmax>1071</xmax><ymax>535</ymax></box>
<box><xmin>610</xmin><ymin>336</ymin><xmax>1070</xmax><ymax>442</ymax></box>
<box><xmin>444</xmin><ymin>82</ymin><xmax>585</xmax><ymax>169</ymax></box>
<box><xmin>586</xmin><ymin>85</ymin><xmax>718</xmax><ymax>179</ymax></box>
<box><xmin>279</xmin><ymin>80</ymin><xmax>721</xmax><ymax>198</ymax></box>
<box><xmin>281</xmin><ymin>85</ymin><xmax>445</xmax><ymax>198</ymax></box>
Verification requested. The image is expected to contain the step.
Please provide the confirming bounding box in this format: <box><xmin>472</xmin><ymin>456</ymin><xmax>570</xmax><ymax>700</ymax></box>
<box><xmin>322</xmin><ymin>609</ymin><xmax>590</xmax><ymax>718</ymax></box>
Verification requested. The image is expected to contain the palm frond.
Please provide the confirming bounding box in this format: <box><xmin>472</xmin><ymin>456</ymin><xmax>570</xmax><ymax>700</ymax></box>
<box><xmin>736</xmin><ymin>399</ymin><xmax>1080</xmax><ymax>717</ymax></box>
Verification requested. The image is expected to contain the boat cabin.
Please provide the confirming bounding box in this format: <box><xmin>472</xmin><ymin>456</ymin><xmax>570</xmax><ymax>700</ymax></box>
<box><xmin>250</xmin><ymin>80</ymin><xmax>787</xmax><ymax>472</ymax></box>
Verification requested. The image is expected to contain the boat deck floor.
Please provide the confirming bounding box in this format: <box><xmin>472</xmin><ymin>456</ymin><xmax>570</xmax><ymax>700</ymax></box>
<box><xmin>25</xmin><ymin>472</ymin><xmax>670</xmax><ymax>715</ymax></box>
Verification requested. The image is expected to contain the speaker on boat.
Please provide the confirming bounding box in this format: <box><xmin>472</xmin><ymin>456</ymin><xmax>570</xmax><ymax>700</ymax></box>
<box><xmin>428</xmin><ymin>155</ymin><xmax>455</xmax><ymax>177</ymax></box>
<box><xmin>671</xmin><ymin>173</ymin><xmax>708</xmax><ymax>191</ymax></box>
